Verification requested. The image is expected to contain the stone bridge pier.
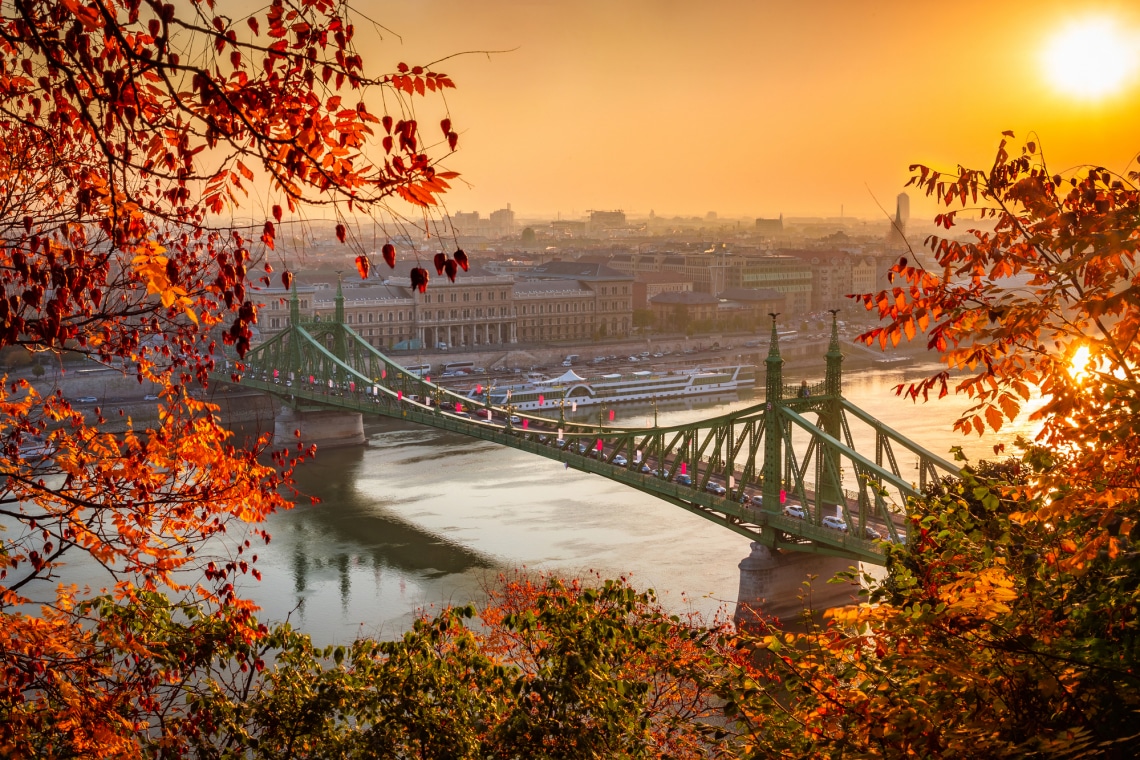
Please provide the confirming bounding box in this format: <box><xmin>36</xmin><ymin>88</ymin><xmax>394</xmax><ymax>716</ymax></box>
<box><xmin>273</xmin><ymin>407</ymin><xmax>365</xmax><ymax>449</ymax></box>
<box><xmin>734</xmin><ymin>542</ymin><xmax>862</xmax><ymax>630</ymax></box>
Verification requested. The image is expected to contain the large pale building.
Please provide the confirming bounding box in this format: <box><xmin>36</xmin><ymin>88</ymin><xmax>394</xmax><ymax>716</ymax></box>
<box><xmin>252</xmin><ymin>259</ymin><xmax>634</xmax><ymax>349</ymax></box>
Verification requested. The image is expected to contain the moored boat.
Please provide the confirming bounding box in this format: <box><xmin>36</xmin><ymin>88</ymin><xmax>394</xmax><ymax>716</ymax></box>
<box><xmin>469</xmin><ymin>365</ymin><xmax>755</xmax><ymax>411</ymax></box>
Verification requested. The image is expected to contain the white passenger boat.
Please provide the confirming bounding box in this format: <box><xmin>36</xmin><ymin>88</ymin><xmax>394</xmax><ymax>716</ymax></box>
<box><xmin>469</xmin><ymin>365</ymin><xmax>755</xmax><ymax>411</ymax></box>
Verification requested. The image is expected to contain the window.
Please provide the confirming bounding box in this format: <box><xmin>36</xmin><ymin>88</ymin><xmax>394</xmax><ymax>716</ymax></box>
<box><xmin>488</xmin><ymin>292</ymin><xmax>494</xmax><ymax>301</ymax></box>
<box><xmin>476</xmin><ymin>292</ymin><xmax>482</xmax><ymax>301</ymax></box>
<box><xmin>463</xmin><ymin>292</ymin><xmax>470</xmax><ymax>302</ymax></box>
<box><xmin>450</xmin><ymin>293</ymin><xmax>457</xmax><ymax>302</ymax></box>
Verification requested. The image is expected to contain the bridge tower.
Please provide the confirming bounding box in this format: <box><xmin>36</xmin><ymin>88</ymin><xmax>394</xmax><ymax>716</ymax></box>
<box><xmin>272</xmin><ymin>277</ymin><xmax>366</xmax><ymax>449</ymax></box>
<box><xmin>816</xmin><ymin>311</ymin><xmax>845</xmax><ymax>514</ymax></box>
<box><xmin>761</xmin><ymin>315</ymin><xmax>783</xmax><ymax>512</ymax></box>
<box><xmin>737</xmin><ymin>312</ymin><xmax>860</xmax><ymax>630</ymax></box>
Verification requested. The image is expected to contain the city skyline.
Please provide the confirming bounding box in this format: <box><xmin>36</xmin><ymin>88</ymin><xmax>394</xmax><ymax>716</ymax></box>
<box><xmin>374</xmin><ymin>0</ymin><xmax>1140</xmax><ymax>221</ymax></box>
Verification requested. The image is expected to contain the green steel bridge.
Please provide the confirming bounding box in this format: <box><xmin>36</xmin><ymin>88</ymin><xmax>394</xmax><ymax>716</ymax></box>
<box><xmin>212</xmin><ymin>285</ymin><xmax>961</xmax><ymax>565</ymax></box>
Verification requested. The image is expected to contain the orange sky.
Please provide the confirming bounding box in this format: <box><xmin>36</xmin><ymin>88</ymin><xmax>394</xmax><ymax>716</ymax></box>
<box><xmin>366</xmin><ymin>0</ymin><xmax>1140</xmax><ymax>221</ymax></box>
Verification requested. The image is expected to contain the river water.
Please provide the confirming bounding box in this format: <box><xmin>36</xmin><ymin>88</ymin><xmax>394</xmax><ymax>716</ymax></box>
<box><xmin>229</xmin><ymin>358</ymin><xmax>1038</xmax><ymax>645</ymax></box>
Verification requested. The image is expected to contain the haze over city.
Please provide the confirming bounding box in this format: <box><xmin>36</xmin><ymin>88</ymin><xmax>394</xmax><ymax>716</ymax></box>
<box><xmin>372</xmin><ymin>0</ymin><xmax>1140</xmax><ymax>222</ymax></box>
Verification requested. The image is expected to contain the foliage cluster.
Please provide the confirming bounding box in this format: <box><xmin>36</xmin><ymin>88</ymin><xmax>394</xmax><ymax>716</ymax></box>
<box><xmin>0</xmin><ymin>0</ymin><xmax>465</xmax><ymax>755</ymax></box>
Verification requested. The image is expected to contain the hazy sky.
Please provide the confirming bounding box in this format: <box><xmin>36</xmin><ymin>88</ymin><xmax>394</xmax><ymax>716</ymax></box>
<box><xmin>365</xmin><ymin>0</ymin><xmax>1140</xmax><ymax>221</ymax></box>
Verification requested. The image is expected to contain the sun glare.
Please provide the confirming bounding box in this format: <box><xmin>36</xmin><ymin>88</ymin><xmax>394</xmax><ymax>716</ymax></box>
<box><xmin>1042</xmin><ymin>17</ymin><xmax>1140</xmax><ymax>100</ymax></box>
<box><xmin>1069</xmin><ymin>344</ymin><xmax>1092</xmax><ymax>380</ymax></box>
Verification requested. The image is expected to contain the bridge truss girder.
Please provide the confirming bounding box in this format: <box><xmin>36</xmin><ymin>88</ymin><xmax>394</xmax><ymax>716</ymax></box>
<box><xmin>216</xmin><ymin>320</ymin><xmax>962</xmax><ymax>565</ymax></box>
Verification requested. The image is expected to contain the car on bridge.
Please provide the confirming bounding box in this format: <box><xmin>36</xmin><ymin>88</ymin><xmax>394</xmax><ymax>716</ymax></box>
<box><xmin>704</xmin><ymin>481</ymin><xmax>727</xmax><ymax>496</ymax></box>
<box><xmin>821</xmin><ymin>515</ymin><xmax>848</xmax><ymax>532</ymax></box>
<box><xmin>610</xmin><ymin>454</ymin><xmax>627</xmax><ymax>466</ymax></box>
<box><xmin>674</xmin><ymin>473</ymin><xmax>692</xmax><ymax>486</ymax></box>
<box><xmin>750</xmin><ymin>494</ymin><xmax>764</xmax><ymax>507</ymax></box>
<box><xmin>862</xmin><ymin>525</ymin><xmax>882</xmax><ymax>540</ymax></box>
<box><xmin>640</xmin><ymin>463</ymin><xmax>653</xmax><ymax>474</ymax></box>
<box><xmin>76</xmin><ymin>396</ymin><xmax>98</xmax><ymax>403</ymax></box>
<box><xmin>783</xmin><ymin>504</ymin><xmax>805</xmax><ymax>519</ymax></box>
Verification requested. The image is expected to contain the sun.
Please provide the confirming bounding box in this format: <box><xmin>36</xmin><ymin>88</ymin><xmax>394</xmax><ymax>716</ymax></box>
<box><xmin>1041</xmin><ymin>17</ymin><xmax>1140</xmax><ymax>100</ymax></box>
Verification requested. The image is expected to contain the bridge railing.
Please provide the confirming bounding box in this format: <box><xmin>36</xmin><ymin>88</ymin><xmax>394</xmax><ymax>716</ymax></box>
<box><xmin>781</xmin><ymin>380</ymin><xmax>826</xmax><ymax>400</ymax></box>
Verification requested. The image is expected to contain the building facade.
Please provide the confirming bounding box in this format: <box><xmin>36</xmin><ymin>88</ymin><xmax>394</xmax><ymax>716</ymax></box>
<box><xmin>252</xmin><ymin>260</ymin><xmax>634</xmax><ymax>349</ymax></box>
<box><xmin>523</xmin><ymin>261</ymin><xmax>634</xmax><ymax>339</ymax></box>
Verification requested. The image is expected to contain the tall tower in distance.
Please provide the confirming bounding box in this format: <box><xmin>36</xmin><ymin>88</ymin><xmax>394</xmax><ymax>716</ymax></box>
<box><xmin>886</xmin><ymin>192</ymin><xmax>910</xmax><ymax>250</ymax></box>
<box><xmin>896</xmin><ymin>192</ymin><xmax>910</xmax><ymax>227</ymax></box>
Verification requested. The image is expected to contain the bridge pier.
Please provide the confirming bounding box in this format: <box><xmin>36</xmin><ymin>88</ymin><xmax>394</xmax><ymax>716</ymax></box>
<box><xmin>733</xmin><ymin>542</ymin><xmax>861</xmax><ymax>630</ymax></box>
<box><xmin>273</xmin><ymin>407</ymin><xmax>366</xmax><ymax>449</ymax></box>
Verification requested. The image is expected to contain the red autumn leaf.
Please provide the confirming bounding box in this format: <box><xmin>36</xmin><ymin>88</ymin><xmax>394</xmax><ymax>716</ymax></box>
<box><xmin>433</xmin><ymin>252</ymin><xmax>446</xmax><ymax>275</ymax></box>
<box><xmin>336</xmin><ymin>223</ymin><xmax>346</xmax><ymax>243</ymax></box>
<box><xmin>410</xmin><ymin>266</ymin><xmax>429</xmax><ymax>293</ymax></box>
<box><xmin>454</xmin><ymin>248</ymin><xmax>469</xmax><ymax>271</ymax></box>
<box><xmin>382</xmin><ymin>243</ymin><xmax>396</xmax><ymax>268</ymax></box>
<box><xmin>440</xmin><ymin>117</ymin><xmax>451</xmax><ymax>136</ymax></box>
<box><xmin>447</xmin><ymin>131</ymin><xmax>458</xmax><ymax>151</ymax></box>
<box><xmin>354</xmin><ymin>255</ymin><xmax>370</xmax><ymax>280</ymax></box>
<box><xmin>272</xmin><ymin>204</ymin><xmax>282</xmax><ymax>222</ymax></box>
<box><xmin>281</xmin><ymin>270</ymin><xmax>293</xmax><ymax>290</ymax></box>
<box><xmin>443</xmin><ymin>258</ymin><xmax>458</xmax><ymax>282</ymax></box>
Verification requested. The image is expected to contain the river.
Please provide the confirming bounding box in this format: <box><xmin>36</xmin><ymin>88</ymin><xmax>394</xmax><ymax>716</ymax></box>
<box><xmin>229</xmin><ymin>358</ymin><xmax>1038</xmax><ymax>645</ymax></box>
